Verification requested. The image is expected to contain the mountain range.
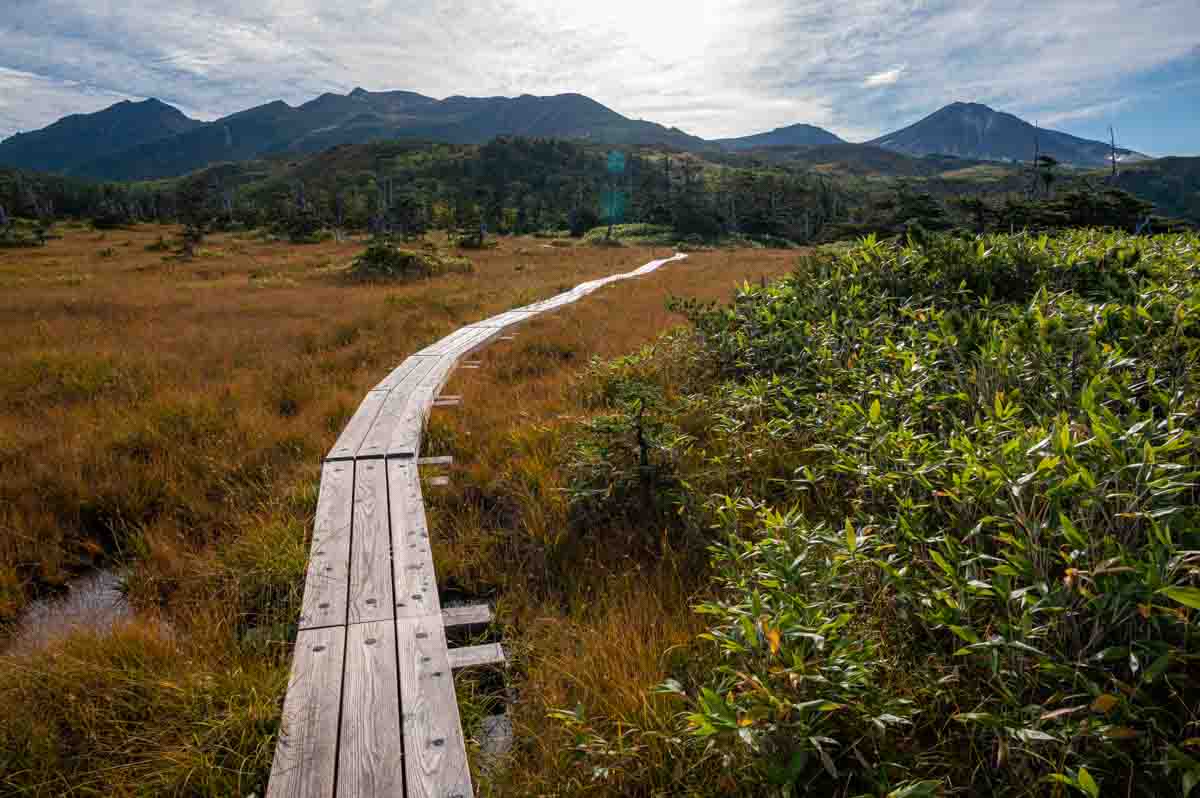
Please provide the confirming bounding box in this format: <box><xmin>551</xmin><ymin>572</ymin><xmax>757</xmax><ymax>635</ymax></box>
<box><xmin>0</xmin><ymin>91</ymin><xmax>1152</xmax><ymax>181</ymax></box>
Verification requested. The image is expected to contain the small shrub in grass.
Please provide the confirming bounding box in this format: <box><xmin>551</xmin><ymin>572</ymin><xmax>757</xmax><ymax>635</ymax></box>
<box><xmin>145</xmin><ymin>235</ymin><xmax>171</xmax><ymax>252</ymax></box>
<box><xmin>559</xmin><ymin>229</ymin><xmax>1200</xmax><ymax>795</ymax></box>
<box><xmin>349</xmin><ymin>240</ymin><xmax>473</xmax><ymax>281</ymax></box>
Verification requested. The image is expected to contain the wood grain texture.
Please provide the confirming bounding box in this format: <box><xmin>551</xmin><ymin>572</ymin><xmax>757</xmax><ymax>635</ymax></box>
<box><xmin>441</xmin><ymin>604</ymin><xmax>491</xmax><ymax>628</ymax></box>
<box><xmin>326</xmin><ymin>390</ymin><xmax>389</xmax><ymax>461</ymax></box>
<box><xmin>356</xmin><ymin>357</ymin><xmax>441</xmax><ymax>459</ymax></box>
<box><xmin>338</xmin><ymin>621</ymin><xmax>405</xmax><ymax>798</ymax></box>
<box><xmin>388</xmin><ymin>461</ymin><xmax>440</xmax><ymax>620</ymax></box>
<box><xmin>348</xmin><ymin>460</ymin><xmax>394</xmax><ymax>625</ymax></box>
<box><xmin>267</xmin><ymin>627</ymin><xmax>345</xmax><ymax>798</ymax></box>
<box><xmin>447</xmin><ymin>643</ymin><xmax>506</xmax><ymax>670</ymax></box>
<box><xmin>298</xmin><ymin>462</ymin><xmax>354</xmax><ymax>630</ymax></box>
<box><xmin>397</xmin><ymin>617</ymin><xmax>473</xmax><ymax>798</ymax></box>
<box><xmin>374</xmin><ymin>355</ymin><xmax>438</xmax><ymax>393</ymax></box>
<box><xmin>386</xmin><ymin>386</ymin><xmax>437</xmax><ymax>459</ymax></box>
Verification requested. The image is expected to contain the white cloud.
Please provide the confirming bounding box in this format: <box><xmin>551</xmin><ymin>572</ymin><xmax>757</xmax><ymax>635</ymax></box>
<box><xmin>864</xmin><ymin>68</ymin><xmax>904</xmax><ymax>88</ymax></box>
<box><xmin>0</xmin><ymin>0</ymin><xmax>1197</xmax><ymax>147</ymax></box>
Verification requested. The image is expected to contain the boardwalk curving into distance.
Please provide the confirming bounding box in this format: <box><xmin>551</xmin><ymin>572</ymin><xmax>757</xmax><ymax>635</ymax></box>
<box><xmin>268</xmin><ymin>253</ymin><xmax>688</xmax><ymax>798</ymax></box>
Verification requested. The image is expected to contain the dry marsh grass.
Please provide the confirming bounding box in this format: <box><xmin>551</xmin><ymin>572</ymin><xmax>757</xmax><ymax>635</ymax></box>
<box><xmin>0</xmin><ymin>223</ymin><xmax>799</xmax><ymax>795</ymax></box>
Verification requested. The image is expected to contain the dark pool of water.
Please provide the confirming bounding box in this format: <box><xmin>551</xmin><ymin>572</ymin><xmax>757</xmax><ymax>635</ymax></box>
<box><xmin>6</xmin><ymin>569</ymin><xmax>132</xmax><ymax>655</ymax></box>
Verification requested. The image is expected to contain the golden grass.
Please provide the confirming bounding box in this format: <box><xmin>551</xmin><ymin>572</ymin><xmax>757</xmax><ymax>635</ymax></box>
<box><xmin>0</xmin><ymin>224</ymin><xmax>798</xmax><ymax>795</ymax></box>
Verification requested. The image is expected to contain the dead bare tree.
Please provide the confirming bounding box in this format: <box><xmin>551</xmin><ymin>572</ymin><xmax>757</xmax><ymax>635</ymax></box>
<box><xmin>1109</xmin><ymin>126</ymin><xmax>1119</xmax><ymax>179</ymax></box>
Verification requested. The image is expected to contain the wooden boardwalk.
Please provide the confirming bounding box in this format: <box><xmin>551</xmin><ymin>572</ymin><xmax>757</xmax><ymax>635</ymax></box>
<box><xmin>267</xmin><ymin>253</ymin><xmax>687</xmax><ymax>798</ymax></box>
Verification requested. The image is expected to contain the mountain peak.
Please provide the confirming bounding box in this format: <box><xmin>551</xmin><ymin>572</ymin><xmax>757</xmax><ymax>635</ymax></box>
<box><xmin>871</xmin><ymin>101</ymin><xmax>1143</xmax><ymax>166</ymax></box>
<box><xmin>0</xmin><ymin>97</ymin><xmax>203</xmax><ymax>174</ymax></box>
<box><xmin>715</xmin><ymin>121</ymin><xmax>845</xmax><ymax>151</ymax></box>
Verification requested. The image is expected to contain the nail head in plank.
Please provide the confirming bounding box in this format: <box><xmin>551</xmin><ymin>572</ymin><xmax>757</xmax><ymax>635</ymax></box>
<box><xmin>396</xmin><ymin>617</ymin><xmax>474</xmax><ymax>798</ymax></box>
<box><xmin>441</xmin><ymin>604</ymin><xmax>492</xmax><ymax>628</ymax></box>
<box><xmin>348</xmin><ymin>460</ymin><xmax>394</xmax><ymax>625</ymax></box>
<box><xmin>339</xmin><ymin>621</ymin><xmax>405</xmax><ymax>797</ymax></box>
<box><xmin>298</xmin><ymin>462</ymin><xmax>353</xmax><ymax>630</ymax></box>
<box><xmin>447</xmin><ymin>643</ymin><xmax>506</xmax><ymax>670</ymax></box>
<box><xmin>388</xmin><ymin>461</ymin><xmax>441</xmax><ymax>620</ymax></box>
<box><xmin>266</xmin><ymin>626</ymin><xmax>345</xmax><ymax>798</ymax></box>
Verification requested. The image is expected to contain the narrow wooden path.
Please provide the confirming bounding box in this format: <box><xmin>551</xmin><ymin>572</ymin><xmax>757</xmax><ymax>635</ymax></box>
<box><xmin>267</xmin><ymin>253</ymin><xmax>688</xmax><ymax>798</ymax></box>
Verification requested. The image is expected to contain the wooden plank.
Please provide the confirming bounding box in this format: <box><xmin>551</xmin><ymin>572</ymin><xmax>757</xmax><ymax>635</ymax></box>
<box><xmin>433</xmin><ymin>398</ymin><xmax>461</xmax><ymax>408</ymax></box>
<box><xmin>298</xmin><ymin>462</ymin><xmax>354</xmax><ymax>630</ymax></box>
<box><xmin>475</xmin><ymin>310</ymin><xmax>534</xmax><ymax>328</ymax></box>
<box><xmin>266</xmin><ymin>626</ymin><xmax>345</xmax><ymax>798</ymax></box>
<box><xmin>441</xmin><ymin>604</ymin><xmax>492</xmax><ymax>628</ymax></box>
<box><xmin>374</xmin><ymin>355</ymin><xmax>438</xmax><ymax>393</ymax></box>
<box><xmin>388</xmin><ymin>461</ymin><xmax>440</xmax><ymax>619</ymax></box>
<box><xmin>387</xmin><ymin>386</ymin><xmax>437</xmax><ymax>459</ymax></box>
<box><xmin>338</xmin><ymin>621</ymin><xmax>405</xmax><ymax>797</ymax></box>
<box><xmin>416</xmin><ymin>356</ymin><xmax>459</xmax><ymax>394</ymax></box>
<box><xmin>417</xmin><ymin>455</ymin><xmax>454</xmax><ymax>466</ymax></box>
<box><xmin>326</xmin><ymin>389</ymin><xmax>389</xmax><ymax>461</ymax></box>
<box><xmin>348</xmin><ymin>460</ymin><xmax>394</xmax><ymax>625</ymax></box>
<box><xmin>396</xmin><ymin>617</ymin><xmax>474</xmax><ymax>798</ymax></box>
<box><xmin>356</xmin><ymin>357</ymin><xmax>441</xmax><ymax>459</ymax></box>
<box><xmin>448</xmin><ymin>643</ymin><xmax>506</xmax><ymax>670</ymax></box>
<box><xmin>428</xmin><ymin>476</ymin><xmax>450</xmax><ymax>487</ymax></box>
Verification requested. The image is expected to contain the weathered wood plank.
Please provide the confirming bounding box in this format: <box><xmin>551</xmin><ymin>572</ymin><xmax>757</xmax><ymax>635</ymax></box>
<box><xmin>417</xmin><ymin>455</ymin><xmax>454</xmax><ymax>466</ymax></box>
<box><xmin>387</xmin><ymin>386</ymin><xmax>437</xmax><ymax>459</ymax></box>
<box><xmin>447</xmin><ymin>643</ymin><xmax>506</xmax><ymax>670</ymax></box>
<box><xmin>475</xmin><ymin>310</ymin><xmax>534</xmax><ymax>328</ymax></box>
<box><xmin>356</xmin><ymin>357</ymin><xmax>441</xmax><ymax>459</ymax></box>
<box><xmin>388</xmin><ymin>461</ymin><xmax>440</xmax><ymax>619</ymax></box>
<box><xmin>428</xmin><ymin>476</ymin><xmax>450</xmax><ymax>487</ymax></box>
<box><xmin>396</xmin><ymin>617</ymin><xmax>474</xmax><ymax>798</ymax></box>
<box><xmin>374</xmin><ymin>355</ymin><xmax>439</xmax><ymax>393</ymax></box>
<box><xmin>298</xmin><ymin>462</ymin><xmax>354</xmax><ymax>630</ymax></box>
<box><xmin>267</xmin><ymin>626</ymin><xmax>345</xmax><ymax>798</ymax></box>
<box><xmin>338</xmin><ymin>621</ymin><xmax>404</xmax><ymax>797</ymax></box>
<box><xmin>441</xmin><ymin>604</ymin><xmax>492</xmax><ymax>628</ymax></box>
<box><xmin>348</xmin><ymin>460</ymin><xmax>393</xmax><ymax>625</ymax></box>
<box><xmin>326</xmin><ymin>390</ymin><xmax>389</xmax><ymax>461</ymax></box>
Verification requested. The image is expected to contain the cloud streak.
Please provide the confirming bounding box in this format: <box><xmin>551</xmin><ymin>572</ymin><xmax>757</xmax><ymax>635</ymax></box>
<box><xmin>864</xmin><ymin>68</ymin><xmax>905</xmax><ymax>88</ymax></box>
<box><xmin>0</xmin><ymin>0</ymin><xmax>1196</xmax><ymax>153</ymax></box>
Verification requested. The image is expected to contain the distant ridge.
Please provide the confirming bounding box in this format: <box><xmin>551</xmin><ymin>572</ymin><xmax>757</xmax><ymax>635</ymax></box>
<box><xmin>1</xmin><ymin>90</ymin><xmax>707</xmax><ymax>181</ymax></box>
<box><xmin>0</xmin><ymin>93</ymin><xmax>1161</xmax><ymax>181</ymax></box>
<box><xmin>870</xmin><ymin>102</ymin><xmax>1146</xmax><ymax>167</ymax></box>
<box><xmin>0</xmin><ymin>99</ymin><xmax>203</xmax><ymax>174</ymax></box>
<box><xmin>714</xmin><ymin>123</ymin><xmax>844</xmax><ymax>151</ymax></box>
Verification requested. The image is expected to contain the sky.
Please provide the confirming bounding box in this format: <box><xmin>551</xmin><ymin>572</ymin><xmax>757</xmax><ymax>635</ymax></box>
<box><xmin>0</xmin><ymin>0</ymin><xmax>1196</xmax><ymax>156</ymax></box>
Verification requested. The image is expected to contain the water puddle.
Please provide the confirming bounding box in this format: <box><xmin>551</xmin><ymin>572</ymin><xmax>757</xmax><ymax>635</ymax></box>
<box><xmin>5</xmin><ymin>569</ymin><xmax>133</xmax><ymax>656</ymax></box>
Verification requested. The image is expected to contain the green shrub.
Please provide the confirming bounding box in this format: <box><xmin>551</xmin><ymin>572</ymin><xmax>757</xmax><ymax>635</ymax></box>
<box><xmin>563</xmin><ymin>229</ymin><xmax>1200</xmax><ymax>796</ymax></box>
<box><xmin>349</xmin><ymin>240</ymin><xmax>473</xmax><ymax>281</ymax></box>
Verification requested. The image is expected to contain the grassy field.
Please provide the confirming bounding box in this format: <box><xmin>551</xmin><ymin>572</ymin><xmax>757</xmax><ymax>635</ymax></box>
<box><xmin>0</xmin><ymin>224</ymin><xmax>799</xmax><ymax>795</ymax></box>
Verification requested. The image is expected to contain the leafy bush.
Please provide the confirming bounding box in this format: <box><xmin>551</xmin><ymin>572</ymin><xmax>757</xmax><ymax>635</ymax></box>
<box><xmin>563</xmin><ymin>229</ymin><xmax>1200</xmax><ymax>795</ymax></box>
<box><xmin>349</xmin><ymin>240</ymin><xmax>473</xmax><ymax>281</ymax></box>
